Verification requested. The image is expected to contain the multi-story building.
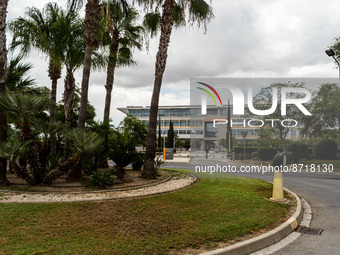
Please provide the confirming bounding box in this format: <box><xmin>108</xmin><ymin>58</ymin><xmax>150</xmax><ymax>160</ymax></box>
<box><xmin>118</xmin><ymin>105</ymin><xmax>302</xmax><ymax>151</ymax></box>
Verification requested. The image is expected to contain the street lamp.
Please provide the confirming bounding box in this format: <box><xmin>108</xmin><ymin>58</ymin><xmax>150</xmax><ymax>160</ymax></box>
<box><xmin>240</xmin><ymin>131</ymin><xmax>248</xmax><ymax>160</ymax></box>
<box><xmin>325</xmin><ymin>48</ymin><xmax>340</xmax><ymax>83</ymax></box>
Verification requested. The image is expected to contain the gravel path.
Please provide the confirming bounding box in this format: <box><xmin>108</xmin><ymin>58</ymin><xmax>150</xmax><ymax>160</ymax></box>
<box><xmin>0</xmin><ymin>176</ymin><xmax>195</xmax><ymax>203</ymax></box>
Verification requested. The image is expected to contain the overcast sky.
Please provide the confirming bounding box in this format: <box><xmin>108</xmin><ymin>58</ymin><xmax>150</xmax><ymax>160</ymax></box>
<box><xmin>6</xmin><ymin>0</ymin><xmax>340</xmax><ymax>126</ymax></box>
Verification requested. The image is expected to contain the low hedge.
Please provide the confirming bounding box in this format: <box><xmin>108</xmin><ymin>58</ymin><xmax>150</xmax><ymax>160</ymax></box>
<box><xmin>257</xmin><ymin>147</ymin><xmax>280</xmax><ymax>161</ymax></box>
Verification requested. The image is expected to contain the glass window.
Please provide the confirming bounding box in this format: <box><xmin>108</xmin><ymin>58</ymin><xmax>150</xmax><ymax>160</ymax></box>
<box><xmin>189</xmin><ymin>108</ymin><xmax>201</xmax><ymax>116</ymax></box>
<box><xmin>179</xmin><ymin>130</ymin><xmax>186</xmax><ymax>134</ymax></box>
<box><xmin>196</xmin><ymin>120</ymin><xmax>203</xmax><ymax>126</ymax></box>
<box><xmin>207</xmin><ymin>109</ymin><xmax>218</xmax><ymax>116</ymax></box>
<box><xmin>186</xmin><ymin>130</ymin><xmax>191</xmax><ymax>134</ymax></box>
<box><xmin>180</xmin><ymin>120</ymin><xmax>187</xmax><ymax>126</ymax></box>
<box><xmin>196</xmin><ymin>130</ymin><xmax>203</xmax><ymax>135</ymax></box>
<box><xmin>162</xmin><ymin>130</ymin><xmax>168</xmax><ymax>135</ymax></box>
<box><xmin>291</xmin><ymin>130</ymin><xmax>296</xmax><ymax>136</ymax></box>
<box><xmin>129</xmin><ymin>109</ymin><xmax>142</xmax><ymax>117</ymax></box>
<box><xmin>205</xmin><ymin>122</ymin><xmax>218</xmax><ymax>137</ymax></box>
<box><xmin>143</xmin><ymin>109</ymin><xmax>150</xmax><ymax>117</ymax></box>
<box><xmin>164</xmin><ymin>121</ymin><xmax>170</xmax><ymax>126</ymax></box>
<box><xmin>173</xmin><ymin>109</ymin><xmax>187</xmax><ymax>116</ymax></box>
<box><xmin>173</xmin><ymin>121</ymin><xmax>179</xmax><ymax>126</ymax></box>
<box><xmin>174</xmin><ymin>130</ymin><xmax>179</xmax><ymax>134</ymax></box>
<box><xmin>158</xmin><ymin>109</ymin><xmax>172</xmax><ymax>116</ymax></box>
<box><xmin>143</xmin><ymin>121</ymin><xmax>149</xmax><ymax>126</ymax></box>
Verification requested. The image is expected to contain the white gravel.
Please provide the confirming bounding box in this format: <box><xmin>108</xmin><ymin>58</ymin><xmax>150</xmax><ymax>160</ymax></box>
<box><xmin>0</xmin><ymin>176</ymin><xmax>195</xmax><ymax>203</ymax></box>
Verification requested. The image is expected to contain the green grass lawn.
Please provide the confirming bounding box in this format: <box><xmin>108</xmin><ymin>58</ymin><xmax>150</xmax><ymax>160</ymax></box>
<box><xmin>0</xmin><ymin>172</ymin><xmax>290</xmax><ymax>255</ymax></box>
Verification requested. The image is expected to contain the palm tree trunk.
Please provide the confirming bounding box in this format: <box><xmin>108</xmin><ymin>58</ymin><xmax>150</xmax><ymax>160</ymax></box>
<box><xmin>78</xmin><ymin>44</ymin><xmax>93</xmax><ymax>130</ymax></box>
<box><xmin>103</xmin><ymin>33</ymin><xmax>119</xmax><ymax>123</ymax></box>
<box><xmin>64</xmin><ymin>66</ymin><xmax>75</xmax><ymax>160</ymax></box>
<box><xmin>48</xmin><ymin>59</ymin><xmax>61</xmax><ymax>154</ymax></box>
<box><xmin>0</xmin><ymin>0</ymin><xmax>9</xmax><ymax>186</ymax></box>
<box><xmin>78</xmin><ymin>0</ymin><xmax>100</xmax><ymax>130</ymax></box>
<box><xmin>142</xmin><ymin>0</ymin><xmax>174</xmax><ymax>179</ymax></box>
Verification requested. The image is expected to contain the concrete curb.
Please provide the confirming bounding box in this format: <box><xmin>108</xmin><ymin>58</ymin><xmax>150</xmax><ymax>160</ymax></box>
<box><xmin>200</xmin><ymin>187</ymin><xmax>303</xmax><ymax>255</ymax></box>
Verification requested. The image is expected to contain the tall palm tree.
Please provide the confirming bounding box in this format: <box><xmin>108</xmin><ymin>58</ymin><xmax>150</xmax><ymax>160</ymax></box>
<box><xmin>68</xmin><ymin>0</ymin><xmax>128</xmax><ymax>130</ymax></box>
<box><xmin>0</xmin><ymin>0</ymin><xmax>9</xmax><ymax>186</ymax></box>
<box><xmin>77</xmin><ymin>0</ymin><xmax>101</xmax><ymax>130</ymax></box>
<box><xmin>100</xmin><ymin>0</ymin><xmax>143</xmax><ymax>124</ymax></box>
<box><xmin>9</xmin><ymin>3</ymin><xmax>64</xmax><ymax>153</ymax></box>
<box><xmin>138</xmin><ymin>0</ymin><xmax>214</xmax><ymax>178</ymax></box>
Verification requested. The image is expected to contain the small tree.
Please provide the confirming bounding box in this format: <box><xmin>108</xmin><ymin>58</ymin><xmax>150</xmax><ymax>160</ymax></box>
<box><xmin>108</xmin><ymin>132</ymin><xmax>138</xmax><ymax>179</ymax></box>
<box><xmin>167</xmin><ymin>120</ymin><xmax>174</xmax><ymax>148</ymax></box>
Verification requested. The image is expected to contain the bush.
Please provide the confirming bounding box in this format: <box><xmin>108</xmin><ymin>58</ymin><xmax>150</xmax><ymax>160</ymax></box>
<box><xmin>336</xmin><ymin>153</ymin><xmax>340</xmax><ymax>160</ymax></box>
<box><xmin>233</xmin><ymin>146</ymin><xmax>259</xmax><ymax>154</ymax></box>
<box><xmin>274</xmin><ymin>151</ymin><xmax>293</xmax><ymax>164</ymax></box>
<box><xmin>90</xmin><ymin>170</ymin><xmax>114</xmax><ymax>187</ymax></box>
<box><xmin>287</xmin><ymin>141</ymin><xmax>310</xmax><ymax>163</ymax></box>
<box><xmin>132</xmin><ymin>153</ymin><xmax>145</xmax><ymax>170</ymax></box>
<box><xmin>258</xmin><ymin>147</ymin><xmax>280</xmax><ymax>161</ymax></box>
<box><xmin>250</xmin><ymin>152</ymin><xmax>258</xmax><ymax>158</ymax></box>
<box><xmin>315</xmin><ymin>139</ymin><xmax>338</xmax><ymax>160</ymax></box>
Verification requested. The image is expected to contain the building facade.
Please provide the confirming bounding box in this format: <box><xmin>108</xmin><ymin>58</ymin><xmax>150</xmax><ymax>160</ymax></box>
<box><xmin>118</xmin><ymin>105</ymin><xmax>302</xmax><ymax>151</ymax></box>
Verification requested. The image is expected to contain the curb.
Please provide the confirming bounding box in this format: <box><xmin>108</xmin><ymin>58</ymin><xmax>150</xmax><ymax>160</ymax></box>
<box><xmin>200</xmin><ymin>187</ymin><xmax>303</xmax><ymax>255</ymax></box>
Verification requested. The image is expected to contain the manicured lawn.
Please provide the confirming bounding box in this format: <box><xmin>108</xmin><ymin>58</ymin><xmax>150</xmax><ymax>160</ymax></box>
<box><xmin>0</xmin><ymin>172</ymin><xmax>290</xmax><ymax>254</ymax></box>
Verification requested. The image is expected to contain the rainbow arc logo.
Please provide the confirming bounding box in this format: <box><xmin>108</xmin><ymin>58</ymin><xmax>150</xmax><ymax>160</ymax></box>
<box><xmin>196</xmin><ymin>82</ymin><xmax>223</xmax><ymax>106</ymax></box>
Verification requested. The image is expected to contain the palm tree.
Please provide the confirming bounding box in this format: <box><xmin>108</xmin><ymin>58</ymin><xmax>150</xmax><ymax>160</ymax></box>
<box><xmin>0</xmin><ymin>92</ymin><xmax>50</xmax><ymax>185</ymax></box>
<box><xmin>0</xmin><ymin>0</ymin><xmax>9</xmax><ymax>186</ymax></box>
<box><xmin>68</xmin><ymin>0</ymin><xmax>128</xmax><ymax>130</ymax></box>
<box><xmin>9</xmin><ymin>3</ymin><xmax>64</xmax><ymax>153</ymax></box>
<box><xmin>138</xmin><ymin>0</ymin><xmax>214</xmax><ymax>178</ymax></box>
<box><xmin>77</xmin><ymin>0</ymin><xmax>101</xmax><ymax>130</ymax></box>
<box><xmin>100</xmin><ymin>0</ymin><xmax>143</xmax><ymax>124</ymax></box>
<box><xmin>6</xmin><ymin>55</ymin><xmax>36</xmax><ymax>93</ymax></box>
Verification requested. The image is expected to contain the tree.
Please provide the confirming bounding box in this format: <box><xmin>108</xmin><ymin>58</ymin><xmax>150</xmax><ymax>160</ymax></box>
<box><xmin>6</xmin><ymin>55</ymin><xmax>36</xmax><ymax>93</ymax></box>
<box><xmin>108</xmin><ymin>132</ymin><xmax>137</xmax><ymax>179</ymax></box>
<box><xmin>9</xmin><ymin>3</ymin><xmax>65</xmax><ymax>153</ymax></box>
<box><xmin>43</xmin><ymin>129</ymin><xmax>102</xmax><ymax>183</ymax></box>
<box><xmin>300</xmin><ymin>83</ymin><xmax>340</xmax><ymax>138</ymax></box>
<box><xmin>167</xmin><ymin>120</ymin><xmax>174</xmax><ymax>148</ymax></box>
<box><xmin>100</xmin><ymin>0</ymin><xmax>143</xmax><ymax>124</ymax></box>
<box><xmin>76</xmin><ymin>0</ymin><xmax>101</xmax><ymax>130</ymax></box>
<box><xmin>0</xmin><ymin>0</ymin><xmax>9</xmax><ymax>186</ymax></box>
<box><xmin>139</xmin><ymin>0</ymin><xmax>214</xmax><ymax>179</ymax></box>
<box><xmin>0</xmin><ymin>92</ymin><xmax>50</xmax><ymax>185</ymax></box>
<box><xmin>117</xmin><ymin>116</ymin><xmax>147</xmax><ymax>146</ymax></box>
<box><xmin>251</xmin><ymin>82</ymin><xmax>309</xmax><ymax>151</ymax></box>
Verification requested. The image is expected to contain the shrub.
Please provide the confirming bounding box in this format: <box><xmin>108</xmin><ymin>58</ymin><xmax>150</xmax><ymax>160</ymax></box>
<box><xmin>257</xmin><ymin>147</ymin><xmax>280</xmax><ymax>161</ymax></box>
<box><xmin>132</xmin><ymin>153</ymin><xmax>145</xmax><ymax>170</ymax></box>
<box><xmin>250</xmin><ymin>152</ymin><xmax>258</xmax><ymax>158</ymax></box>
<box><xmin>274</xmin><ymin>151</ymin><xmax>293</xmax><ymax>164</ymax></box>
<box><xmin>287</xmin><ymin>141</ymin><xmax>310</xmax><ymax>163</ymax></box>
<box><xmin>233</xmin><ymin>146</ymin><xmax>258</xmax><ymax>154</ymax></box>
<box><xmin>90</xmin><ymin>170</ymin><xmax>114</xmax><ymax>187</ymax></box>
<box><xmin>154</xmin><ymin>157</ymin><xmax>165</xmax><ymax>175</ymax></box>
<box><xmin>315</xmin><ymin>139</ymin><xmax>338</xmax><ymax>160</ymax></box>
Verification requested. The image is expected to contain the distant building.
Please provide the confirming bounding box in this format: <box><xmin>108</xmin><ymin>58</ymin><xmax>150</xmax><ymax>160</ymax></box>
<box><xmin>118</xmin><ymin>105</ymin><xmax>302</xmax><ymax>151</ymax></box>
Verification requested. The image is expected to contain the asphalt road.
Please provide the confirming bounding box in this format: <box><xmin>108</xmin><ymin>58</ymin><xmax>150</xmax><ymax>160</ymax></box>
<box><xmin>165</xmin><ymin>156</ymin><xmax>340</xmax><ymax>255</ymax></box>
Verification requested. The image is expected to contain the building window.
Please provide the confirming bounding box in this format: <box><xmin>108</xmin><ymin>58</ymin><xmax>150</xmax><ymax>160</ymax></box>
<box><xmin>186</xmin><ymin>130</ymin><xmax>191</xmax><ymax>134</ymax></box>
<box><xmin>179</xmin><ymin>130</ymin><xmax>186</xmax><ymax>134</ymax></box>
<box><xmin>129</xmin><ymin>109</ymin><xmax>142</xmax><ymax>117</ymax></box>
<box><xmin>291</xmin><ymin>130</ymin><xmax>296</xmax><ymax>136</ymax></box>
<box><xmin>205</xmin><ymin>122</ymin><xmax>218</xmax><ymax>137</ymax></box>
<box><xmin>180</xmin><ymin>120</ymin><xmax>187</xmax><ymax>126</ymax></box>
<box><xmin>143</xmin><ymin>109</ymin><xmax>150</xmax><ymax>117</ymax></box>
<box><xmin>158</xmin><ymin>109</ymin><xmax>172</xmax><ymax>116</ymax></box>
<box><xmin>189</xmin><ymin>108</ymin><xmax>201</xmax><ymax>116</ymax></box>
<box><xmin>173</xmin><ymin>121</ymin><xmax>179</xmax><ymax>126</ymax></box>
<box><xmin>173</xmin><ymin>109</ymin><xmax>187</xmax><ymax>116</ymax></box>
<box><xmin>207</xmin><ymin>109</ymin><xmax>218</xmax><ymax>116</ymax></box>
<box><xmin>164</xmin><ymin>121</ymin><xmax>170</xmax><ymax>126</ymax></box>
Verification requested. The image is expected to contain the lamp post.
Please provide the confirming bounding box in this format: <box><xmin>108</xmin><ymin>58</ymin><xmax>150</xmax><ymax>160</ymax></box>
<box><xmin>240</xmin><ymin>131</ymin><xmax>248</xmax><ymax>160</ymax></box>
<box><xmin>325</xmin><ymin>48</ymin><xmax>340</xmax><ymax>83</ymax></box>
